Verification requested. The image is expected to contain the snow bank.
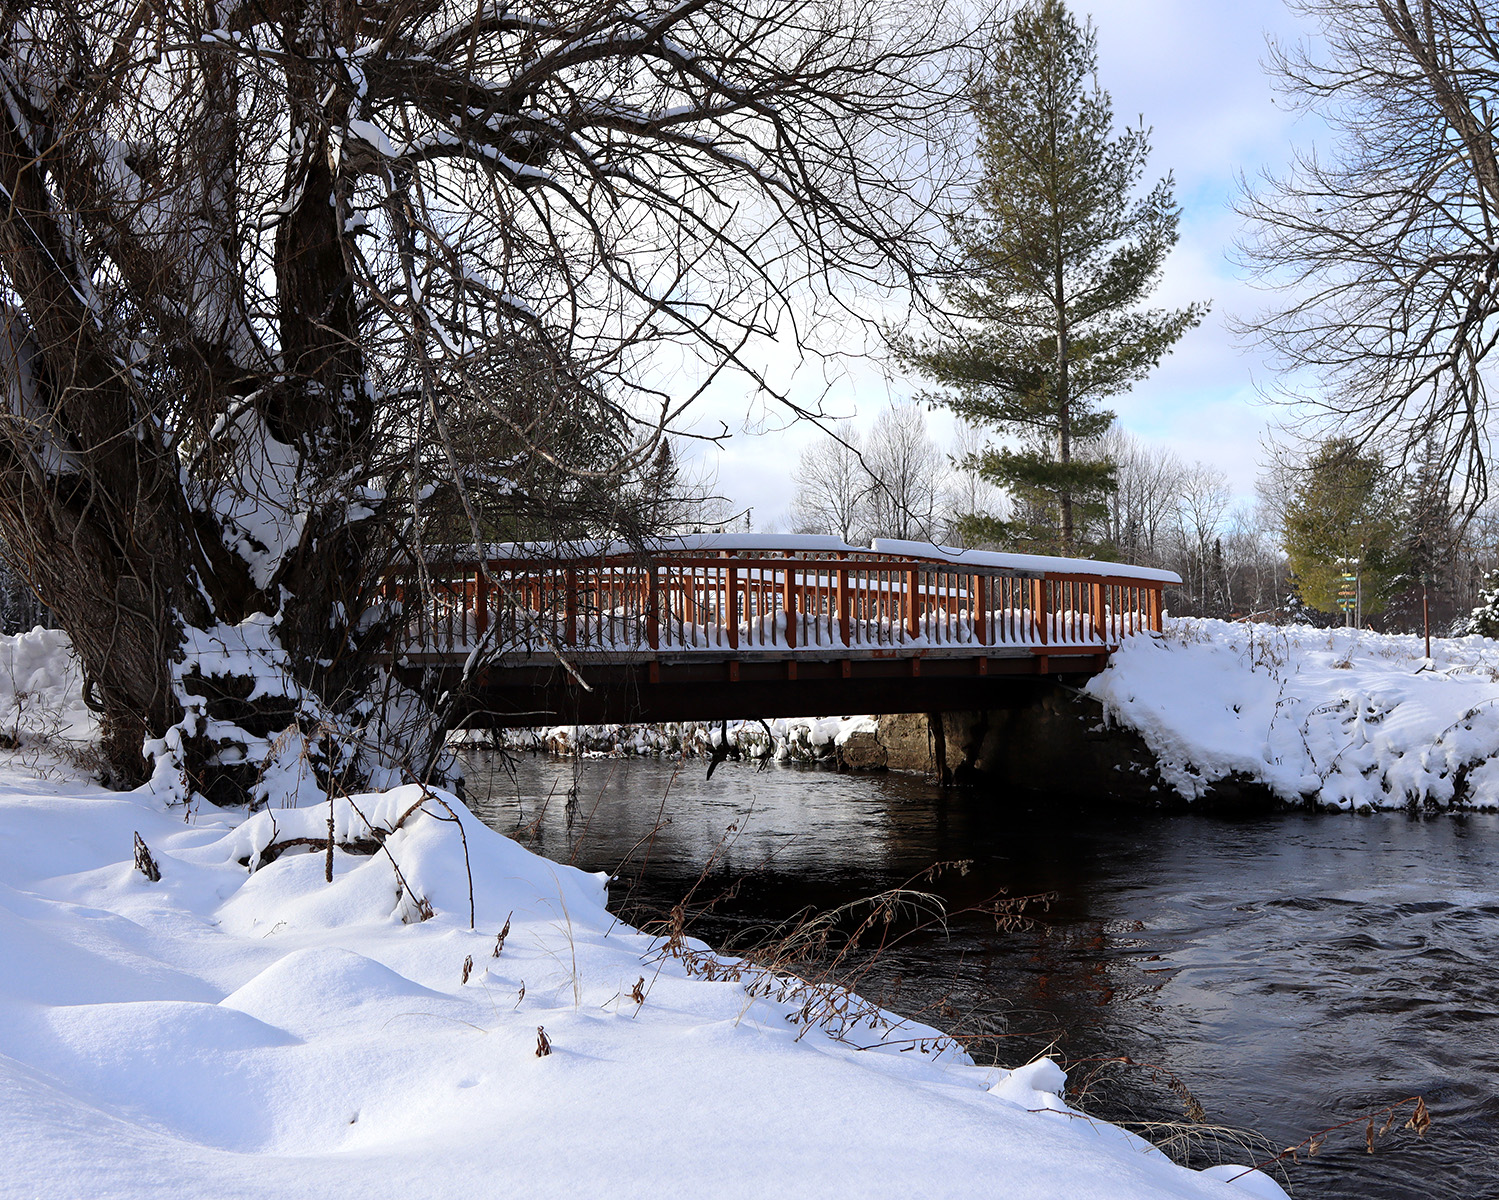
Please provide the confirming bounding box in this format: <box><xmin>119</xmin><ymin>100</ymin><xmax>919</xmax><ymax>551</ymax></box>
<box><xmin>1087</xmin><ymin>618</ymin><xmax>1499</xmax><ymax>810</ymax></box>
<box><xmin>0</xmin><ymin>624</ymin><xmax>93</xmax><ymax>747</ymax></box>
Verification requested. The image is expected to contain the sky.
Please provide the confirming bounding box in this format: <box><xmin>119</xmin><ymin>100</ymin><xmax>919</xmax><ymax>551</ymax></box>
<box><xmin>682</xmin><ymin>0</ymin><xmax>1329</xmax><ymax>532</ymax></box>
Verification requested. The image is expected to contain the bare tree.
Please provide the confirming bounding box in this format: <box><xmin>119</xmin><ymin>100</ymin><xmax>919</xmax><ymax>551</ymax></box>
<box><xmin>865</xmin><ymin>400</ymin><xmax>946</xmax><ymax>541</ymax></box>
<box><xmin>0</xmin><ymin>553</ymin><xmax>46</xmax><ymax>634</ymax></box>
<box><xmin>0</xmin><ymin>0</ymin><xmax>975</xmax><ymax>797</ymax></box>
<box><xmin>1238</xmin><ymin>0</ymin><xmax>1499</xmax><ymax>506</ymax></box>
<box><xmin>1091</xmin><ymin>423</ymin><xmax>1186</xmax><ymax>566</ymax></box>
<box><xmin>942</xmin><ymin>419</ymin><xmax>1004</xmax><ymax>546</ymax></box>
<box><xmin>792</xmin><ymin>423</ymin><xmax>874</xmax><ymax>544</ymax></box>
<box><xmin>1219</xmin><ymin>502</ymin><xmax>1288</xmax><ymax>619</ymax></box>
<box><xmin>1456</xmin><ymin>497</ymin><xmax>1499</xmax><ymax>620</ymax></box>
<box><xmin>1167</xmin><ymin>464</ymin><xmax>1231</xmax><ymax>615</ymax></box>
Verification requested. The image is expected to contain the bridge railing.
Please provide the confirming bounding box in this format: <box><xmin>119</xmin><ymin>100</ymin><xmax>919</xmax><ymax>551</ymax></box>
<box><xmin>385</xmin><ymin>542</ymin><xmax>1170</xmax><ymax>660</ymax></box>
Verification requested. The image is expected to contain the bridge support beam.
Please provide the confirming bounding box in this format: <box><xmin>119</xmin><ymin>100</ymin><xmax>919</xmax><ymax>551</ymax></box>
<box><xmin>427</xmin><ymin>651</ymin><xmax>1109</xmax><ymax>730</ymax></box>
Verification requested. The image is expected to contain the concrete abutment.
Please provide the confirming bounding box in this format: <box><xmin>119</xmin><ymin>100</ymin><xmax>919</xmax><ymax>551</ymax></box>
<box><xmin>859</xmin><ymin>682</ymin><xmax>1279</xmax><ymax>809</ymax></box>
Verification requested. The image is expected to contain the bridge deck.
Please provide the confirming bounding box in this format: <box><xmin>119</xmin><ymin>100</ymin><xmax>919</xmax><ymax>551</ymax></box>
<box><xmin>385</xmin><ymin>536</ymin><xmax>1178</xmax><ymax>727</ymax></box>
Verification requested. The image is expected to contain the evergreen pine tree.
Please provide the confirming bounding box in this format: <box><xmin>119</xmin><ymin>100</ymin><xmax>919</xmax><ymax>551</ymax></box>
<box><xmin>1469</xmin><ymin>573</ymin><xmax>1499</xmax><ymax>639</ymax></box>
<box><xmin>1388</xmin><ymin>442</ymin><xmax>1460</xmax><ymax>633</ymax></box>
<box><xmin>898</xmin><ymin>0</ymin><xmax>1206</xmax><ymax>553</ymax></box>
<box><xmin>1282</xmin><ymin>439</ymin><xmax>1403</xmax><ymax>622</ymax></box>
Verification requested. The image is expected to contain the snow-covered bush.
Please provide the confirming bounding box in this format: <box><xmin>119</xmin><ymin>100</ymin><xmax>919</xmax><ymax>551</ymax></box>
<box><xmin>1467</xmin><ymin>571</ymin><xmax>1499</xmax><ymax>639</ymax></box>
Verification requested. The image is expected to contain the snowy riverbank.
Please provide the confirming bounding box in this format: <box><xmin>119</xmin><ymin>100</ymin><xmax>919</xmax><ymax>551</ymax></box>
<box><xmin>0</xmin><ymin>628</ymin><xmax>1286</xmax><ymax>1199</ymax></box>
<box><xmin>1087</xmin><ymin>618</ymin><xmax>1499</xmax><ymax>810</ymax></box>
<box><xmin>477</xmin><ymin>619</ymin><xmax>1499</xmax><ymax>814</ymax></box>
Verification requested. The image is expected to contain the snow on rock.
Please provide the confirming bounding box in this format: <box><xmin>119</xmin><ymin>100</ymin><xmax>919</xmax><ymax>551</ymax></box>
<box><xmin>0</xmin><ymin>773</ymin><xmax>1260</xmax><ymax>1198</ymax></box>
<box><xmin>1087</xmin><ymin>618</ymin><xmax>1499</xmax><ymax>810</ymax></box>
<box><xmin>489</xmin><ymin>714</ymin><xmax>879</xmax><ymax>763</ymax></box>
<box><xmin>990</xmin><ymin>1056</ymin><xmax>1072</xmax><ymax>1112</ymax></box>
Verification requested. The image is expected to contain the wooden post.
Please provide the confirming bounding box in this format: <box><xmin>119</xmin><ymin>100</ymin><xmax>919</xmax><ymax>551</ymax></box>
<box><xmin>646</xmin><ymin>565</ymin><xmax>660</xmax><ymax>651</ymax></box>
<box><xmin>1092</xmin><ymin>581</ymin><xmax>1105</xmax><ymax>643</ymax></box>
<box><xmin>905</xmin><ymin>567</ymin><xmax>921</xmax><ymax>641</ymax></box>
<box><xmin>974</xmin><ymin>574</ymin><xmax>988</xmax><ymax>646</ymax></box>
<box><xmin>782</xmin><ymin>562</ymin><xmax>797</xmax><ymax>649</ymax></box>
<box><xmin>475</xmin><ymin>565</ymin><xmax>489</xmax><ymax>638</ymax></box>
<box><xmin>564</xmin><ymin>568</ymin><xmax>577</xmax><ymax>645</ymax></box>
<box><xmin>1424</xmin><ymin>578</ymin><xmax>1431</xmax><ymax>659</ymax></box>
<box><xmin>837</xmin><ymin>566</ymin><xmax>850</xmax><ymax>646</ymax></box>
<box><xmin>1034</xmin><ymin>577</ymin><xmax>1049</xmax><ymax>646</ymax></box>
<box><xmin>719</xmin><ymin>566</ymin><xmax>731</xmax><ymax>650</ymax></box>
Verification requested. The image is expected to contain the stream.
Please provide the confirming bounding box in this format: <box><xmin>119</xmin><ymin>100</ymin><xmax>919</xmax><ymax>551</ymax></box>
<box><xmin>462</xmin><ymin>750</ymin><xmax>1499</xmax><ymax>1199</ymax></box>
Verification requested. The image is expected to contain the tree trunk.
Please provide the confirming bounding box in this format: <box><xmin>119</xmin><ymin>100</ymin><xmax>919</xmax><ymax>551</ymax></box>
<box><xmin>0</xmin><ymin>0</ymin><xmax>967</xmax><ymax>803</ymax></box>
<box><xmin>1055</xmin><ymin>266</ymin><xmax>1073</xmax><ymax>554</ymax></box>
<box><xmin>0</xmin><ymin>97</ymin><xmax>212</xmax><ymax>784</ymax></box>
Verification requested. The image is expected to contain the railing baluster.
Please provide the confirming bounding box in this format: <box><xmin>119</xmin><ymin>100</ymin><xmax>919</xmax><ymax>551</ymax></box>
<box><xmin>783</xmin><ymin>561</ymin><xmax>797</xmax><ymax>648</ymax></box>
<box><xmin>816</xmin><ymin>567</ymin><xmax>825</xmax><ymax>647</ymax></box>
<box><xmin>837</xmin><ymin>564</ymin><xmax>849</xmax><ymax>647</ymax></box>
<box><xmin>722</xmin><ymin>566</ymin><xmax>734</xmax><ymax>650</ymax></box>
<box><xmin>564</xmin><ymin>568</ymin><xmax>577</xmax><ymax>646</ymax></box>
<box><xmin>647</xmin><ymin>563</ymin><xmax>659</xmax><ymax>651</ymax></box>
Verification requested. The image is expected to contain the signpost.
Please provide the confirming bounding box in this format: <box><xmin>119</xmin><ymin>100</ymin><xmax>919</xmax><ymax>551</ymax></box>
<box><xmin>1336</xmin><ymin>558</ymin><xmax>1361</xmax><ymax>628</ymax></box>
<box><xmin>1338</xmin><ymin>572</ymin><xmax>1357</xmax><ymax>626</ymax></box>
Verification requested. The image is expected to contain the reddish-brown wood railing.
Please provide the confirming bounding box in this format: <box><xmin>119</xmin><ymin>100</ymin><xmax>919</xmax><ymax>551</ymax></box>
<box><xmin>385</xmin><ymin>545</ymin><xmax>1168</xmax><ymax>661</ymax></box>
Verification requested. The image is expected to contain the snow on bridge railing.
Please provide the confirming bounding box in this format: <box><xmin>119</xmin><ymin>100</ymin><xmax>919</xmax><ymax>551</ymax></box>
<box><xmin>385</xmin><ymin>535</ymin><xmax>1180</xmax><ymax>659</ymax></box>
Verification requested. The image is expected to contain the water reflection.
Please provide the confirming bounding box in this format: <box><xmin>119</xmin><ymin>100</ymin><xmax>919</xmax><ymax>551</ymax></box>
<box><xmin>463</xmin><ymin>751</ymin><xmax>1497</xmax><ymax>1199</ymax></box>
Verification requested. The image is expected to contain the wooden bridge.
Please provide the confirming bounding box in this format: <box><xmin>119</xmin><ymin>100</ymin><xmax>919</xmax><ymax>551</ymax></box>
<box><xmin>386</xmin><ymin>535</ymin><xmax>1179</xmax><ymax>727</ymax></box>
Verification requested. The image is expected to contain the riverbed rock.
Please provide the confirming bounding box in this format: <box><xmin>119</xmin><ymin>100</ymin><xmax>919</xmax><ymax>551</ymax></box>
<box><xmin>834</xmin><ymin>729</ymin><xmax>887</xmax><ymax>772</ymax></box>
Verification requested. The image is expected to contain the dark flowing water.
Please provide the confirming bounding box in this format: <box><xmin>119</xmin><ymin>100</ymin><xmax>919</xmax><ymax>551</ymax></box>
<box><xmin>463</xmin><ymin>751</ymin><xmax>1499</xmax><ymax>1199</ymax></box>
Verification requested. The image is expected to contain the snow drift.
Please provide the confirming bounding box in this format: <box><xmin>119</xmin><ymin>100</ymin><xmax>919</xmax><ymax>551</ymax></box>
<box><xmin>1088</xmin><ymin>618</ymin><xmax>1499</xmax><ymax>810</ymax></box>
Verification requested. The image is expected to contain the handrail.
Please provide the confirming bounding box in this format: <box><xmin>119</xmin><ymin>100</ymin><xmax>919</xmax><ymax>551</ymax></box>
<box><xmin>382</xmin><ymin>541</ymin><xmax>1169</xmax><ymax>661</ymax></box>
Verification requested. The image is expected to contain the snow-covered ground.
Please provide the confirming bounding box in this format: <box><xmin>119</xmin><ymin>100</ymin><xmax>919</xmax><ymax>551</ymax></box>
<box><xmin>1088</xmin><ymin>618</ymin><xmax>1499</xmax><ymax>810</ymax></box>
<box><xmin>0</xmin><ymin>629</ymin><xmax>1284</xmax><ymax>1200</ymax></box>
